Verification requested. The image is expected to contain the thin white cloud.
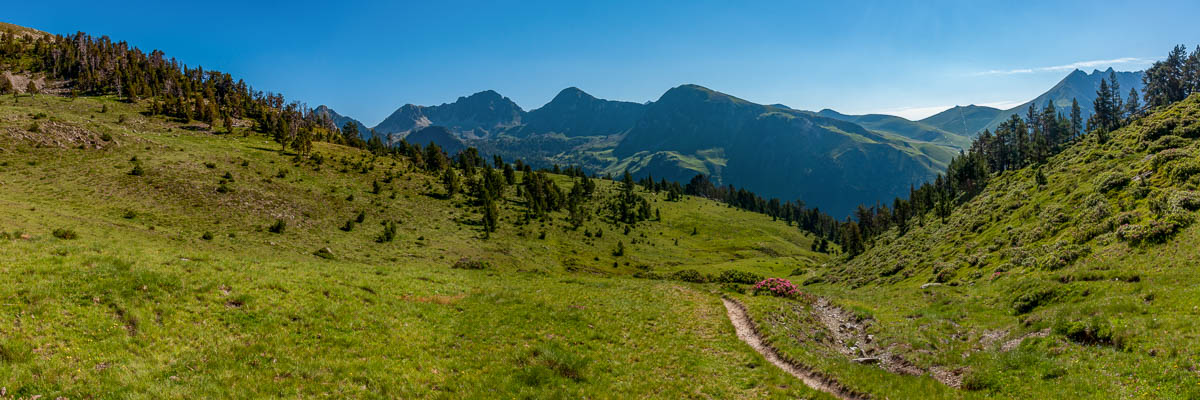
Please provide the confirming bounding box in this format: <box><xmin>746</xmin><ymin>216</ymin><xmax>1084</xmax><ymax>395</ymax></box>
<box><xmin>972</xmin><ymin>57</ymin><xmax>1154</xmax><ymax>76</ymax></box>
<box><xmin>866</xmin><ymin>99</ymin><xmax>1024</xmax><ymax>120</ymax></box>
<box><xmin>874</xmin><ymin>105</ymin><xmax>955</xmax><ymax>120</ymax></box>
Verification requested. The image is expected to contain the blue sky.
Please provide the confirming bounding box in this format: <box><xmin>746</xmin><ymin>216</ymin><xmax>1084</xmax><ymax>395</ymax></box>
<box><xmin>6</xmin><ymin>1</ymin><xmax>1197</xmax><ymax>124</ymax></box>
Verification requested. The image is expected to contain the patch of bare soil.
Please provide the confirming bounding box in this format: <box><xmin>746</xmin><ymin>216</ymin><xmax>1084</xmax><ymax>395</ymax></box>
<box><xmin>2</xmin><ymin>119</ymin><xmax>114</xmax><ymax>149</ymax></box>
<box><xmin>809</xmin><ymin>298</ymin><xmax>964</xmax><ymax>388</ymax></box>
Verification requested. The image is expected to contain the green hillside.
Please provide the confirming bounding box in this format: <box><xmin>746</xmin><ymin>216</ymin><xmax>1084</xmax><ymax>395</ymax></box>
<box><xmin>817</xmin><ymin>109</ymin><xmax>972</xmax><ymax>150</ymax></box>
<box><xmin>919</xmin><ymin>105</ymin><xmax>1004</xmax><ymax>139</ymax></box>
<box><xmin>727</xmin><ymin>94</ymin><xmax>1200</xmax><ymax>398</ymax></box>
<box><xmin>0</xmin><ymin>94</ymin><xmax>834</xmax><ymax>398</ymax></box>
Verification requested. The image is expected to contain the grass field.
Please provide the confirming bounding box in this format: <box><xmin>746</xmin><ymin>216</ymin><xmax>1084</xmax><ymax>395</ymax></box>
<box><xmin>0</xmin><ymin>94</ymin><xmax>833</xmax><ymax>398</ymax></box>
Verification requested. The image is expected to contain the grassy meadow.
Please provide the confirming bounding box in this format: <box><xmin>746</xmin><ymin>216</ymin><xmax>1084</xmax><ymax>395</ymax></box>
<box><xmin>0</xmin><ymin>94</ymin><xmax>832</xmax><ymax>398</ymax></box>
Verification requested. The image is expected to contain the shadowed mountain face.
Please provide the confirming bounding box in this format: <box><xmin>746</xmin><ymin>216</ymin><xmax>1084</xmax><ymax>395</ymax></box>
<box><xmin>612</xmin><ymin>84</ymin><xmax>952</xmax><ymax>216</ymax></box>
<box><xmin>373</xmin><ymin>90</ymin><xmax>524</xmax><ymax>139</ymax></box>
<box><xmin>508</xmin><ymin>87</ymin><xmax>646</xmax><ymax>137</ymax></box>
<box><xmin>404</xmin><ymin>126</ymin><xmax>465</xmax><ymax>154</ymax></box>
<box><xmin>314</xmin><ymin>105</ymin><xmax>371</xmax><ymax>140</ymax></box>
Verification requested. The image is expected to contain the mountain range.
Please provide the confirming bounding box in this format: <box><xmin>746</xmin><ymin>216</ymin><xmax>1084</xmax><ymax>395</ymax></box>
<box><xmin>318</xmin><ymin>68</ymin><xmax>1143</xmax><ymax>217</ymax></box>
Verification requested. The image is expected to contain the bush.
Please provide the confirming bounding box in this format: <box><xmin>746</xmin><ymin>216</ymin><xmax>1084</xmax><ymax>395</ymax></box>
<box><xmin>1009</xmin><ymin>279</ymin><xmax>1058</xmax><ymax>314</ymax></box>
<box><xmin>313</xmin><ymin>247</ymin><xmax>335</xmax><ymax>259</ymax></box>
<box><xmin>339</xmin><ymin>219</ymin><xmax>355</xmax><ymax>232</ymax></box>
<box><xmin>1150</xmin><ymin>148</ymin><xmax>1189</xmax><ymax>170</ymax></box>
<box><xmin>1169</xmin><ymin>190</ymin><xmax>1200</xmax><ymax>212</ymax></box>
<box><xmin>129</xmin><ymin>164</ymin><xmax>144</xmax><ymax>176</ymax></box>
<box><xmin>201</xmin><ymin>231</ymin><xmax>214</xmax><ymax>241</ymax></box>
<box><xmin>52</xmin><ymin>228</ymin><xmax>78</xmax><ymax>240</ymax></box>
<box><xmin>376</xmin><ymin>220</ymin><xmax>397</xmax><ymax>243</ymax></box>
<box><xmin>1147</xmin><ymin>135</ymin><xmax>1190</xmax><ymax>152</ymax></box>
<box><xmin>268</xmin><ymin>219</ymin><xmax>286</xmax><ymax>234</ymax></box>
<box><xmin>452</xmin><ymin>257</ymin><xmax>489</xmax><ymax>270</ymax></box>
<box><xmin>1166</xmin><ymin>159</ymin><xmax>1200</xmax><ymax>182</ymax></box>
<box><xmin>204</xmin><ymin>162</ymin><xmax>216</xmax><ymax>169</ymax></box>
<box><xmin>1116</xmin><ymin>220</ymin><xmax>1180</xmax><ymax>244</ymax></box>
<box><xmin>1036</xmin><ymin>241</ymin><xmax>1090</xmax><ymax>270</ymax></box>
<box><xmin>670</xmin><ymin>269</ymin><xmax>706</xmax><ymax>283</ymax></box>
<box><xmin>122</xmin><ymin>210</ymin><xmax>136</xmax><ymax>219</ymax></box>
<box><xmin>716</xmin><ymin>269</ymin><xmax>764</xmax><ymax>284</ymax></box>
<box><xmin>1093</xmin><ymin>172</ymin><xmax>1129</xmax><ymax>193</ymax></box>
<box><xmin>1053</xmin><ymin>316</ymin><xmax>1118</xmax><ymax>346</ymax></box>
<box><xmin>752</xmin><ymin>278</ymin><xmax>802</xmax><ymax>298</ymax></box>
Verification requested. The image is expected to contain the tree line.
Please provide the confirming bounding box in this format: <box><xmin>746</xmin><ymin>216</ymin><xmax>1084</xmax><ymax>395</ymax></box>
<box><xmin>0</xmin><ymin>30</ymin><xmax>358</xmax><ymax>154</ymax></box>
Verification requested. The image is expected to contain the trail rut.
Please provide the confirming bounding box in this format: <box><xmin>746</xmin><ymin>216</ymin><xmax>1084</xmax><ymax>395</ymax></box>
<box><xmin>722</xmin><ymin>298</ymin><xmax>867</xmax><ymax>400</ymax></box>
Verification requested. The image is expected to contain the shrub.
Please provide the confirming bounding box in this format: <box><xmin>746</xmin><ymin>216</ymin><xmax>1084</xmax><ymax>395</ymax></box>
<box><xmin>612</xmin><ymin>241</ymin><xmax>624</xmax><ymax>256</ymax></box>
<box><xmin>129</xmin><ymin>164</ymin><xmax>144</xmax><ymax>176</ymax></box>
<box><xmin>99</xmin><ymin>132</ymin><xmax>113</xmax><ymax>141</ymax></box>
<box><xmin>1036</xmin><ymin>241</ymin><xmax>1090</xmax><ymax>270</ymax></box>
<box><xmin>339</xmin><ymin>219</ymin><xmax>355</xmax><ymax>232</ymax></box>
<box><xmin>204</xmin><ymin>162</ymin><xmax>216</xmax><ymax>169</ymax></box>
<box><xmin>1148</xmin><ymin>135</ymin><xmax>1190</xmax><ymax>152</ymax></box>
<box><xmin>716</xmin><ymin>269</ymin><xmax>764</xmax><ymax>284</ymax></box>
<box><xmin>1009</xmin><ymin>279</ymin><xmax>1058</xmax><ymax>314</ymax></box>
<box><xmin>670</xmin><ymin>269</ymin><xmax>706</xmax><ymax>283</ymax></box>
<box><xmin>1093</xmin><ymin>172</ymin><xmax>1129</xmax><ymax>193</ymax></box>
<box><xmin>1053</xmin><ymin>316</ymin><xmax>1118</xmax><ymax>346</ymax></box>
<box><xmin>355</xmin><ymin>211</ymin><xmax>366</xmax><ymax>223</ymax></box>
<box><xmin>452</xmin><ymin>257</ymin><xmax>489</xmax><ymax>270</ymax></box>
<box><xmin>1116</xmin><ymin>220</ymin><xmax>1180</xmax><ymax>244</ymax></box>
<box><xmin>1150</xmin><ymin>148</ymin><xmax>1189</xmax><ymax>170</ymax></box>
<box><xmin>313</xmin><ymin>247</ymin><xmax>335</xmax><ymax>259</ymax></box>
<box><xmin>268</xmin><ymin>219</ymin><xmax>286</xmax><ymax>234</ymax></box>
<box><xmin>52</xmin><ymin>228</ymin><xmax>78</xmax><ymax>240</ymax></box>
<box><xmin>122</xmin><ymin>210</ymin><xmax>136</xmax><ymax>219</ymax></box>
<box><xmin>201</xmin><ymin>231</ymin><xmax>214</xmax><ymax>241</ymax></box>
<box><xmin>1166</xmin><ymin>159</ymin><xmax>1200</xmax><ymax>182</ymax></box>
<box><xmin>752</xmin><ymin>278</ymin><xmax>802</xmax><ymax>298</ymax></box>
<box><xmin>1169</xmin><ymin>190</ymin><xmax>1200</xmax><ymax>212</ymax></box>
<box><xmin>376</xmin><ymin>220</ymin><xmax>397</xmax><ymax>243</ymax></box>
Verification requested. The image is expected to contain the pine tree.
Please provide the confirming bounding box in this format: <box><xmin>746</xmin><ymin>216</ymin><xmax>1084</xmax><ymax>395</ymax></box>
<box><xmin>1070</xmin><ymin>98</ymin><xmax>1082</xmax><ymax>141</ymax></box>
<box><xmin>1125</xmin><ymin>87</ymin><xmax>1140</xmax><ymax>118</ymax></box>
<box><xmin>442</xmin><ymin>168</ymin><xmax>460</xmax><ymax>198</ymax></box>
<box><xmin>481</xmin><ymin>192</ymin><xmax>499</xmax><ymax>235</ymax></box>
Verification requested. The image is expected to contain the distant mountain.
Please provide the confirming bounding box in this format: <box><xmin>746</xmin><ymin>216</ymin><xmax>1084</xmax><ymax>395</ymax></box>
<box><xmin>507</xmin><ymin>87</ymin><xmax>646</xmax><ymax>137</ymax></box>
<box><xmin>612</xmin><ymin>84</ymin><xmax>953</xmax><ymax>217</ymax></box>
<box><xmin>981</xmin><ymin>68</ymin><xmax>1144</xmax><ymax>133</ymax></box>
<box><xmin>374</xmin><ymin>90</ymin><xmax>524</xmax><ymax>139</ymax></box>
<box><xmin>815</xmin><ymin>109</ymin><xmax>971</xmax><ymax>149</ymax></box>
<box><xmin>405</xmin><ymin>126</ymin><xmax>465</xmax><ymax>154</ymax></box>
<box><xmin>919</xmin><ymin>105</ymin><xmax>1003</xmax><ymax>138</ymax></box>
<box><xmin>314</xmin><ymin>105</ymin><xmax>372</xmax><ymax>140</ymax></box>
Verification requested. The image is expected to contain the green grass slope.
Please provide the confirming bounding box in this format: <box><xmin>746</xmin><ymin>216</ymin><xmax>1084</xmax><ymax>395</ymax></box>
<box><xmin>0</xmin><ymin>94</ymin><xmax>834</xmax><ymax>398</ymax></box>
<box><xmin>736</xmin><ymin>95</ymin><xmax>1200</xmax><ymax>398</ymax></box>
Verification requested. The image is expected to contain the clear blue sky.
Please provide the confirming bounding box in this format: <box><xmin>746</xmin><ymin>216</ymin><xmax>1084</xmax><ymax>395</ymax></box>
<box><xmin>6</xmin><ymin>1</ymin><xmax>1198</xmax><ymax>124</ymax></box>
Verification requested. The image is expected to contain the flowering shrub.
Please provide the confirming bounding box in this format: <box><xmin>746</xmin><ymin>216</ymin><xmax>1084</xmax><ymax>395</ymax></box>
<box><xmin>752</xmin><ymin>278</ymin><xmax>801</xmax><ymax>298</ymax></box>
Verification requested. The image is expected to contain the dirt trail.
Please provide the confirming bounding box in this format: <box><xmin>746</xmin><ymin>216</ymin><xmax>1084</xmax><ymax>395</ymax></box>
<box><xmin>722</xmin><ymin>298</ymin><xmax>868</xmax><ymax>400</ymax></box>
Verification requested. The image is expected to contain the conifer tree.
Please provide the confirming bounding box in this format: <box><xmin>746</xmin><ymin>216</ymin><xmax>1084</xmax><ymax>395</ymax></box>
<box><xmin>1125</xmin><ymin>87</ymin><xmax>1140</xmax><ymax>118</ymax></box>
<box><xmin>442</xmin><ymin>169</ymin><xmax>460</xmax><ymax>198</ymax></box>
